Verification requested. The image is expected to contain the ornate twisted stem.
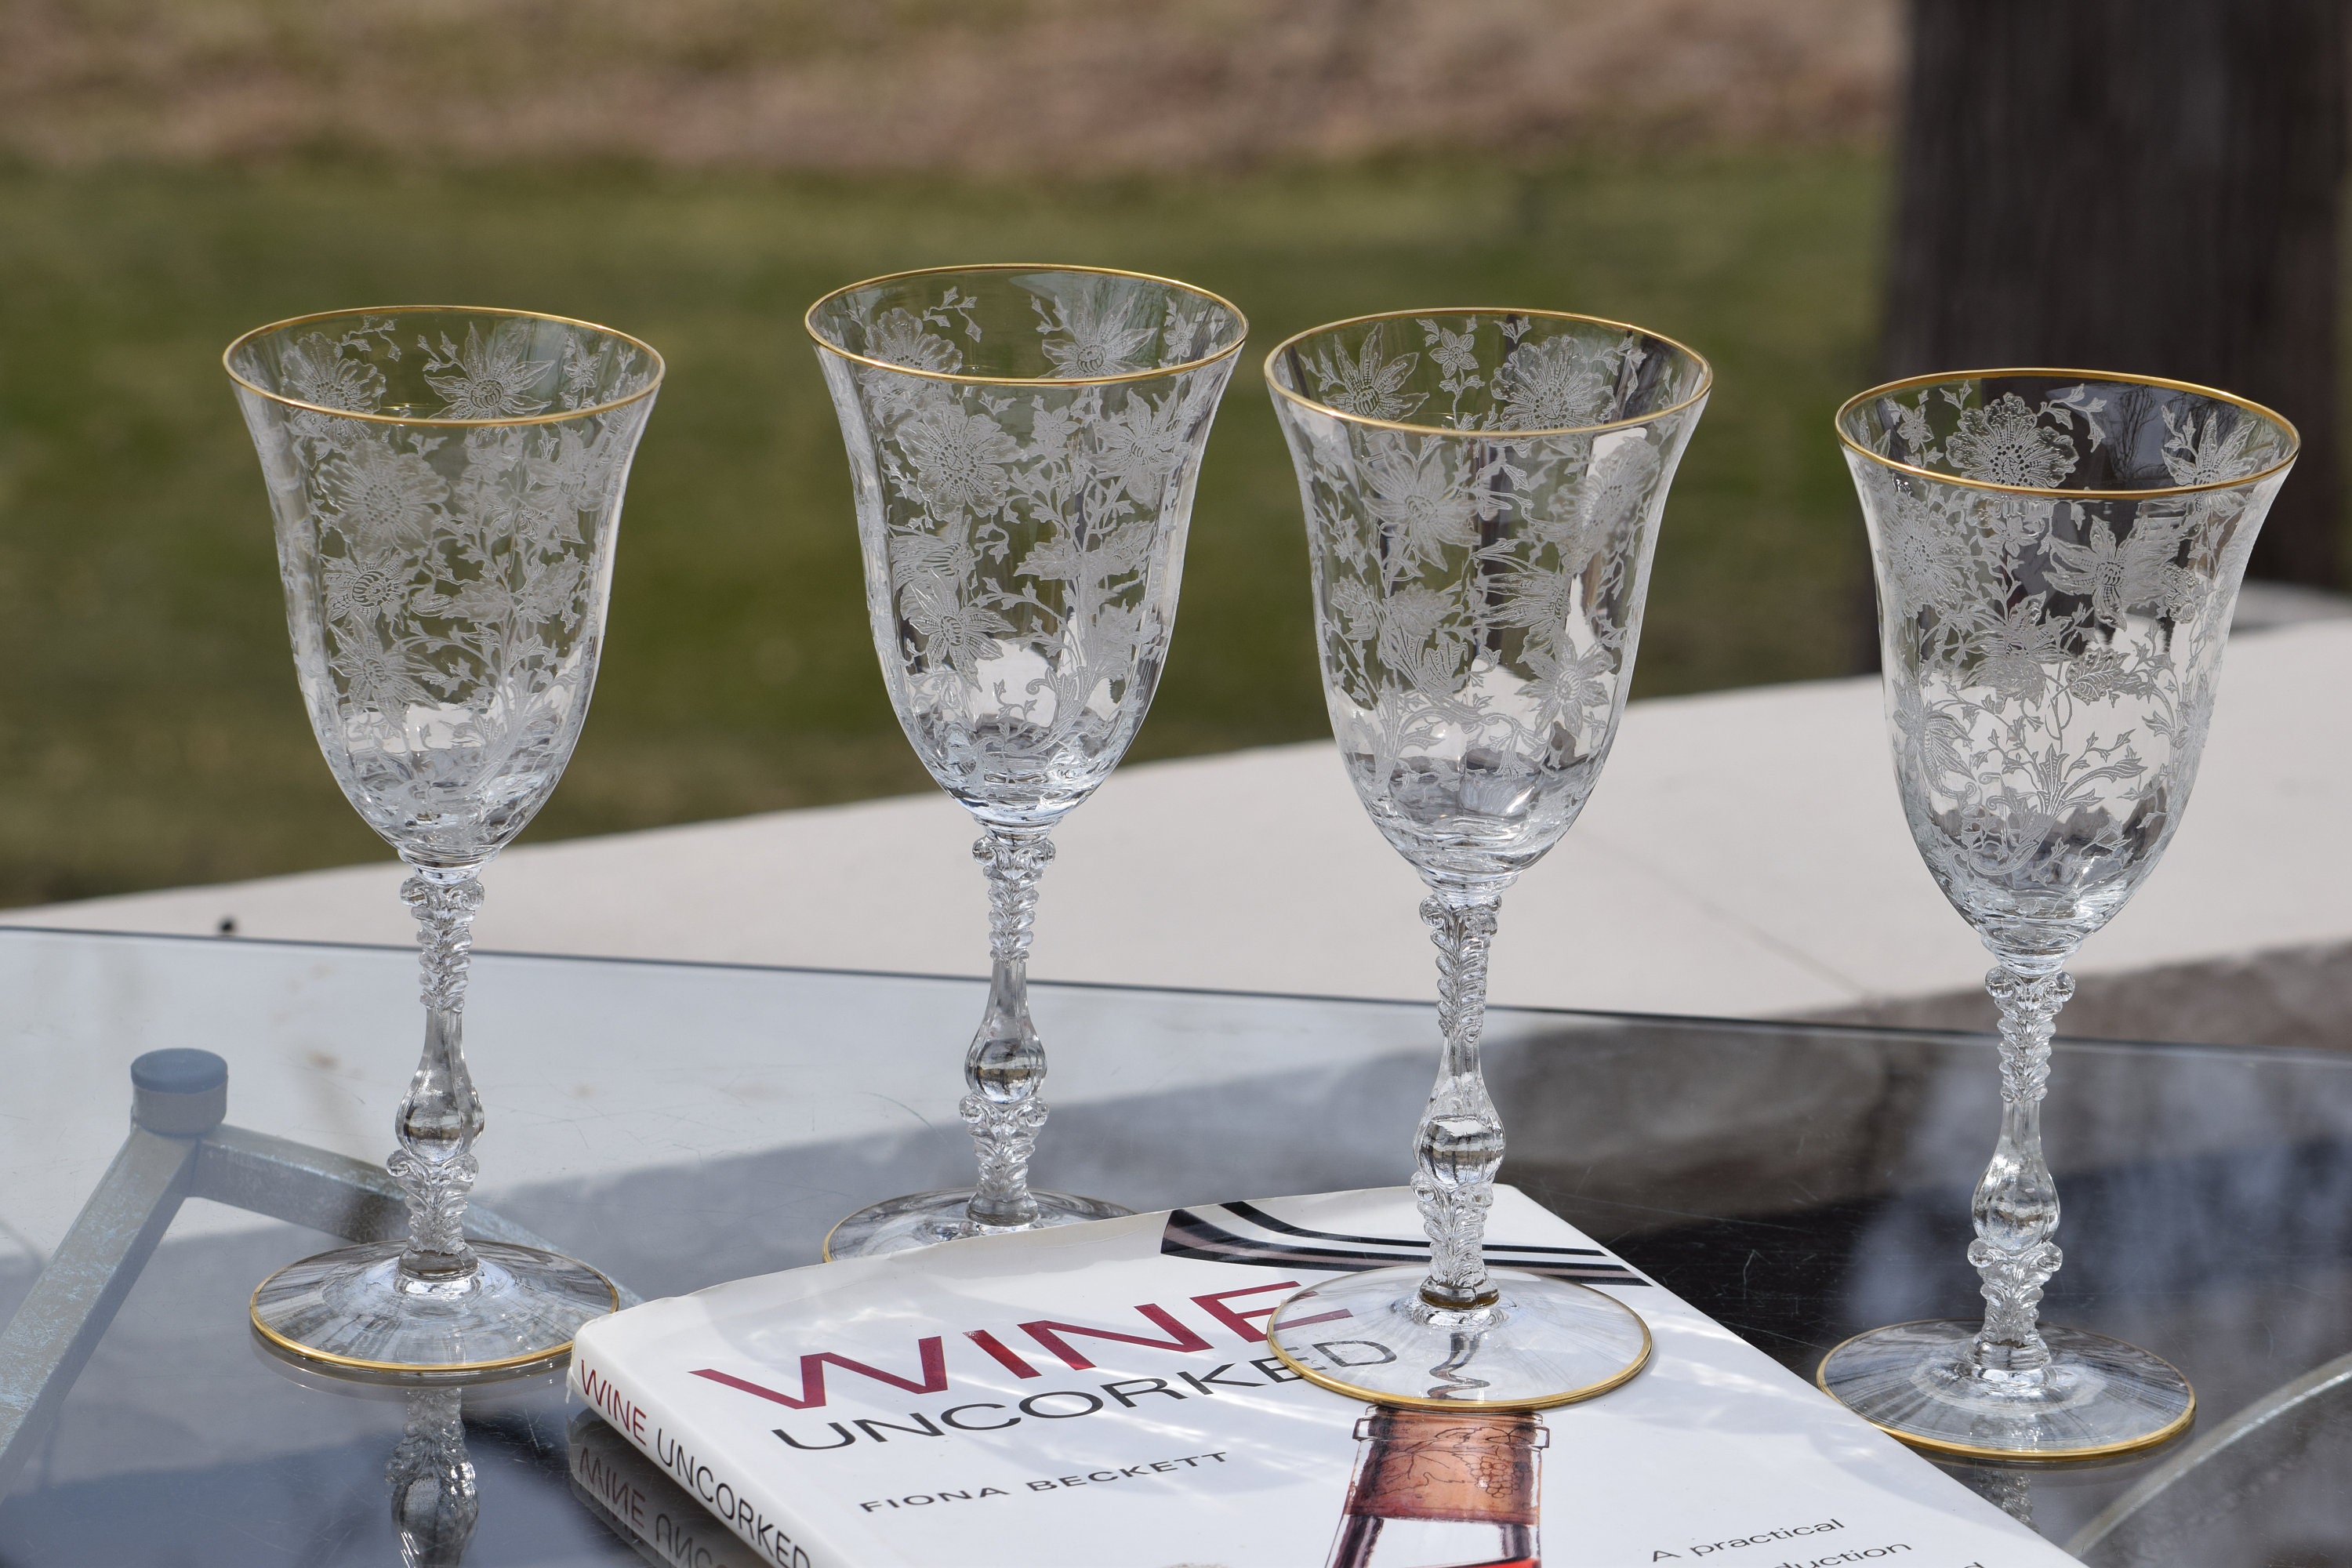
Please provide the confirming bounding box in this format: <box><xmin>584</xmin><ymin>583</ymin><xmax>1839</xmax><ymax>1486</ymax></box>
<box><xmin>1968</xmin><ymin>957</ymin><xmax>2074</xmax><ymax>1381</ymax></box>
<box><xmin>392</xmin><ymin>865</ymin><xmax>488</xmax><ymax>1281</ymax></box>
<box><xmin>1414</xmin><ymin>888</ymin><xmax>1507</xmax><ymax>1314</ymax></box>
<box><xmin>962</xmin><ymin>829</ymin><xmax>1055</xmax><ymax>1230</ymax></box>
<box><xmin>388</xmin><ymin>1388</ymin><xmax>478</xmax><ymax>1568</ymax></box>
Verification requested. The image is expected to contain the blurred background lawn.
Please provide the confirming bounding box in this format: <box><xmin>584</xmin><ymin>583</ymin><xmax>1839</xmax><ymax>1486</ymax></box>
<box><xmin>0</xmin><ymin>2</ymin><xmax>1890</xmax><ymax>905</ymax></box>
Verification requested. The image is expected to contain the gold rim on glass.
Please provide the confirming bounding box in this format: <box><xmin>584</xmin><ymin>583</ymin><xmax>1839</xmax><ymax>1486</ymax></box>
<box><xmin>248</xmin><ymin>1258</ymin><xmax>619</xmax><ymax>1375</ymax></box>
<box><xmin>1814</xmin><ymin>1321</ymin><xmax>2198</xmax><ymax>1461</ymax></box>
<box><xmin>1835</xmin><ymin>366</ymin><xmax>2300</xmax><ymax>501</ymax></box>
<box><xmin>223</xmin><ymin>304</ymin><xmax>667</xmax><ymax>429</ymax></box>
<box><xmin>1266</xmin><ymin>1305</ymin><xmax>1653</xmax><ymax>1414</ymax></box>
<box><xmin>1261</xmin><ymin>306</ymin><xmax>1714</xmax><ymax>440</ymax></box>
<box><xmin>803</xmin><ymin>262</ymin><xmax>1250</xmax><ymax>387</ymax></box>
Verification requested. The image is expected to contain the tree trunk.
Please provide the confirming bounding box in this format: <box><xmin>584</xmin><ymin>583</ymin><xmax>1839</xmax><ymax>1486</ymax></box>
<box><xmin>1882</xmin><ymin>0</ymin><xmax>2347</xmax><ymax>586</ymax></box>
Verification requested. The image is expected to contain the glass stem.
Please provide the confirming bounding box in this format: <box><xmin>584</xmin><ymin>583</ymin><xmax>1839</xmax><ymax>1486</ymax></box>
<box><xmin>1958</xmin><ymin>1465</ymin><xmax>2037</xmax><ymax>1530</ymax></box>
<box><xmin>1969</xmin><ymin>956</ymin><xmax>2074</xmax><ymax>1380</ymax></box>
<box><xmin>963</xmin><ymin>828</ymin><xmax>1054</xmax><ymax>1230</ymax></box>
<box><xmin>392</xmin><ymin>862</ymin><xmax>488</xmax><ymax>1283</ymax></box>
<box><xmin>1415</xmin><ymin>887</ymin><xmax>1507</xmax><ymax>1313</ymax></box>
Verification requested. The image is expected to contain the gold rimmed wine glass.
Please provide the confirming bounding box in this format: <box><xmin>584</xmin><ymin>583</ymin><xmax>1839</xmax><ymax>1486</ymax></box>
<box><xmin>807</xmin><ymin>264</ymin><xmax>1247</xmax><ymax>1258</ymax></box>
<box><xmin>227</xmin><ymin>305</ymin><xmax>662</xmax><ymax>1372</ymax></box>
<box><xmin>1823</xmin><ymin>366</ymin><xmax>2296</xmax><ymax>1457</ymax></box>
<box><xmin>1261</xmin><ymin>307</ymin><xmax>1710</xmax><ymax>1408</ymax></box>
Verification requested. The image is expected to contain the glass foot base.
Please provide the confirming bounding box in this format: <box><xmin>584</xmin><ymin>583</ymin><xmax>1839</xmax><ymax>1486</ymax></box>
<box><xmin>251</xmin><ymin>1240</ymin><xmax>619</xmax><ymax>1377</ymax></box>
<box><xmin>1265</xmin><ymin>1266</ymin><xmax>1652</xmax><ymax>1411</ymax></box>
<box><xmin>824</xmin><ymin>1188</ymin><xmax>1134</xmax><ymax>1260</ymax></box>
<box><xmin>1817</xmin><ymin>1319</ymin><xmax>2195</xmax><ymax>1459</ymax></box>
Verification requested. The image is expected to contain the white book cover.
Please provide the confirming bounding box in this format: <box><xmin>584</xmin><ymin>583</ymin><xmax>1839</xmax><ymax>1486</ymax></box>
<box><xmin>569</xmin><ymin>1185</ymin><xmax>2074</xmax><ymax>1568</ymax></box>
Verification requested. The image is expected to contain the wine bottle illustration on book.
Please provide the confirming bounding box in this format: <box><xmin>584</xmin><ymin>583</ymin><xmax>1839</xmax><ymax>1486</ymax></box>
<box><xmin>1323</xmin><ymin>1406</ymin><xmax>1548</xmax><ymax>1568</ymax></box>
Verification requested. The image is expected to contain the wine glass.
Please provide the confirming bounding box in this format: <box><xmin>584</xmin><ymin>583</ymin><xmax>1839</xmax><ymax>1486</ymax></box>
<box><xmin>226</xmin><ymin>306</ymin><xmax>662</xmax><ymax>1371</ymax></box>
<box><xmin>1261</xmin><ymin>308</ymin><xmax>1710</xmax><ymax>1407</ymax></box>
<box><xmin>1824</xmin><ymin>368</ymin><xmax>2296</xmax><ymax>1457</ymax></box>
<box><xmin>806</xmin><ymin>265</ymin><xmax>1247</xmax><ymax>1258</ymax></box>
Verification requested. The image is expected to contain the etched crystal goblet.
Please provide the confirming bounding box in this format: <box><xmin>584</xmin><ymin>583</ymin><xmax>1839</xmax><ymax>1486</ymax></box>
<box><xmin>1824</xmin><ymin>368</ymin><xmax>2296</xmax><ymax>1457</ymax></box>
<box><xmin>1261</xmin><ymin>309</ymin><xmax>1710</xmax><ymax>1407</ymax></box>
<box><xmin>807</xmin><ymin>265</ymin><xmax>1247</xmax><ymax>1258</ymax></box>
<box><xmin>227</xmin><ymin>306</ymin><xmax>662</xmax><ymax>1371</ymax></box>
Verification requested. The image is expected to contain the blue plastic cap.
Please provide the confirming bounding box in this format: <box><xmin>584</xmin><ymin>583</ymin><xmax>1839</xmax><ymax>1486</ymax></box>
<box><xmin>130</xmin><ymin>1048</ymin><xmax>228</xmax><ymax>1135</ymax></box>
<box><xmin>131</xmin><ymin>1048</ymin><xmax>228</xmax><ymax>1094</ymax></box>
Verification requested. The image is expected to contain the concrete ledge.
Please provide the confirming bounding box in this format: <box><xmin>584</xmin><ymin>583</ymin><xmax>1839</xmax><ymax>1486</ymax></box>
<box><xmin>1821</xmin><ymin>939</ymin><xmax>2352</xmax><ymax>1050</ymax></box>
<box><xmin>11</xmin><ymin>620</ymin><xmax>2352</xmax><ymax>1040</ymax></box>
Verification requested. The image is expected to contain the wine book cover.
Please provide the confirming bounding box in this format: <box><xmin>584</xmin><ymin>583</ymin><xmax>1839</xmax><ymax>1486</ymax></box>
<box><xmin>568</xmin><ymin>1186</ymin><xmax>2074</xmax><ymax>1568</ymax></box>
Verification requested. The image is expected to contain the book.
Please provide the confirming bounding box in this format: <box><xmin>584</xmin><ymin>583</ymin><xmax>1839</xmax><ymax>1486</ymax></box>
<box><xmin>569</xmin><ymin>1185</ymin><xmax>2078</xmax><ymax>1567</ymax></box>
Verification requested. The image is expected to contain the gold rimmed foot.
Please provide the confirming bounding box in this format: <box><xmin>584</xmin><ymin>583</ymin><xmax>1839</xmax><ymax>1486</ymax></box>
<box><xmin>252</xmin><ymin>1240</ymin><xmax>618</xmax><ymax>1377</ymax></box>
<box><xmin>1818</xmin><ymin>1319</ymin><xmax>2194</xmax><ymax>1460</ymax></box>
<box><xmin>1265</xmin><ymin>1267</ymin><xmax>1652</xmax><ymax>1412</ymax></box>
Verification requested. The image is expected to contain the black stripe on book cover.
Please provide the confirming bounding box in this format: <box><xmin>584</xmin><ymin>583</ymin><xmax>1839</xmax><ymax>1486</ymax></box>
<box><xmin>1160</xmin><ymin>1207</ymin><xmax>1647</xmax><ymax>1287</ymax></box>
<box><xmin>1219</xmin><ymin>1199</ymin><xmax>1610</xmax><ymax>1258</ymax></box>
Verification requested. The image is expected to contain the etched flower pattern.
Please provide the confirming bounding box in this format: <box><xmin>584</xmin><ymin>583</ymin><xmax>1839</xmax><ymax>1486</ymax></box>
<box><xmin>421</xmin><ymin>324</ymin><xmax>557</xmax><ymax>419</ymax></box>
<box><xmin>230</xmin><ymin>312</ymin><xmax>659</xmax><ymax>864</ymax></box>
<box><xmin>1945</xmin><ymin>394</ymin><xmax>2080</xmax><ymax>490</ymax></box>
<box><xmin>1272</xmin><ymin>312</ymin><xmax>1709</xmax><ymax>884</ymax></box>
<box><xmin>1848</xmin><ymin>376</ymin><xmax>2290</xmax><ymax>949</ymax></box>
<box><xmin>1493</xmin><ymin>332</ymin><xmax>1618</xmax><ymax>430</ymax></box>
<box><xmin>901</xmin><ymin>407</ymin><xmax>1022</xmax><ymax>517</ymax></box>
<box><xmin>811</xmin><ymin>271</ymin><xmax>1243</xmax><ymax>827</ymax></box>
<box><xmin>1033</xmin><ymin>276</ymin><xmax>1164</xmax><ymax>379</ymax></box>
<box><xmin>1301</xmin><ymin>322</ymin><xmax>1428</xmax><ymax>422</ymax></box>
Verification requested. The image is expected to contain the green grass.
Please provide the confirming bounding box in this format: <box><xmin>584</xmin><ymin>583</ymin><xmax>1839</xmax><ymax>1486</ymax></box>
<box><xmin>0</xmin><ymin>151</ymin><xmax>1885</xmax><ymax>905</ymax></box>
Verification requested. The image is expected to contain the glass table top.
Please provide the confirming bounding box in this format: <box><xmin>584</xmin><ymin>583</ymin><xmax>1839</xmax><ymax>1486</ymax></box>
<box><xmin>0</xmin><ymin>924</ymin><xmax>2344</xmax><ymax>1565</ymax></box>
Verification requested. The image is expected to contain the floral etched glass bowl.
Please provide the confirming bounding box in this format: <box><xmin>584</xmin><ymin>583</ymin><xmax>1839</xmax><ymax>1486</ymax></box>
<box><xmin>1261</xmin><ymin>308</ymin><xmax>1709</xmax><ymax>1409</ymax></box>
<box><xmin>808</xmin><ymin>265</ymin><xmax>1246</xmax><ymax>1258</ymax></box>
<box><xmin>1823</xmin><ymin>368</ymin><xmax>2296</xmax><ymax>1457</ymax></box>
<box><xmin>227</xmin><ymin>306</ymin><xmax>661</xmax><ymax>1373</ymax></box>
